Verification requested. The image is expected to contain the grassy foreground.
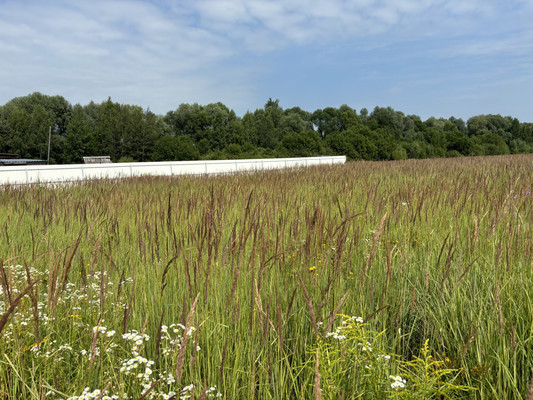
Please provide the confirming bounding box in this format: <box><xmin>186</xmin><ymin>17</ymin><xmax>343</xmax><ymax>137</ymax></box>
<box><xmin>1</xmin><ymin>155</ymin><xmax>533</xmax><ymax>399</ymax></box>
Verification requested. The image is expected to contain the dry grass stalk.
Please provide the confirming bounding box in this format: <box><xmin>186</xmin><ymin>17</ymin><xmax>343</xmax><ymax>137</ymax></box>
<box><xmin>161</xmin><ymin>255</ymin><xmax>178</xmax><ymax>293</ymax></box>
<box><xmin>175</xmin><ymin>292</ymin><xmax>200</xmax><ymax>384</ymax></box>
<box><xmin>495</xmin><ymin>280</ymin><xmax>504</xmax><ymax>335</ymax></box>
<box><xmin>438</xmin><ymin>240</ymin><xmax>456</xmax><ymax>294</ymax></box>
<box><xmin>47</xmin><ymin>251</ymin><xmax>61</xmax><ymax>312</ymax></box>
<box><xmin>276</xmin><ymin>304</ymin><xmax>284</xmax><ymax>352</ymax></box>
<box><xmin>95</xmin><ymin>382</ymin><xmax>112</xmax><ymax>400</ymax></box>
<box><xmin>314</xmin><ymin>347</ymin><xmax>322</xmax><ymax>400</ymax></box>
<box><xmin>122</xmin><ymin>277</ymin><xmax>136</xmax><ymax>334</ymax></box>
<box><xmin>455</xmin><ymin>256</ymin><xmax>480</xmax><ymax>288</ymax></box>
<box><xmin>436</xmin><ymin>233</ymin><xmax>450</xmax><ymax>269</ymax></box>
<box><xmin>219</xmin><ymin>340</ymin><xmax>228</xmax><ymax>385</ymax></box>
<box><xmin>363</xmin><ymin>304</ymin><xmax>390</xmax><ymax>324</ymax></box>
<box><xmin>409</xmin><ymin>281</ymin><xmax>417</xmax><ymax>314</ymax></box>
<box><xmin>88</xmin><ymin>319</ymin><xmax>101</xmax><ymax>373</ymax></box>
<box><xmin>385</xmin><ymin>238</ymin><xmax>392</xmax><ymax>285</ymax></box>
<box><xmin>526</xmin><ymin>371</ymin><xmax>533</xmax><ymax>400</ymax></box>
<box><xmin>461</xmin><ymin>325</ymin><xmax>479</xmax><ymax>359</ymax></box>
<box><xmin>424</xmin><ymin>262</ymin><xmax>430</xmax><ymax>297</ymax></box>
<box><xmin>99</xmin><ymin>254</ymin><xmax>108</xmax><ymax>314</ymax></box>
<box><xmin>297</xmin><ymin>272</ymin><xmax>318</xmax><ymax>337</ymax></box>
<box><xmin>191</xmin><ymin>325</ymin><xmax>200</xmax><ymax>368</ymax></box>
<box><xmin>0</xmin><ymin>278</ymin><xmax>39</xmax><ymax>336</ymax></box>
<box><xmin>0</xmin><ymin>261</ymin><xmax>13</xmax><ymax>305</ymax></box>
<box><xmin>137</xmin><ymin>377</ymin><xmax>163</xmax><ymax>400</ymax></box>
<box><xmin>22</xmin><ymin>261</ymin><xmax>40</xmax><ymax>343</ymax></box>
<box><xmin>155</xmin><ymin>308</ymin><xmax>165</xmax><ymax>362</ymax></box>
<box><xmin>325</xmin><ymin>291</ymin><xmax>349</xmax><ymax>333</ymax></box>
<box><xmin>140</xmin><ymin>312</ymin><xmax>150</xmax><ymax>339</ymax></box>
<box><xmin>285</xmin><ymin>287</ymin><xmax>297</xmax><ymax>321</ymax></box>
<box><xmin>363</xmin><ymin>213</ymin><xmax>387</xmax><ymax>285</ymax></box>
<box><xmin>253</xmin><ymin>279</ymin><xmax>276</xmax><ymax>332</ymax></box>
<box><xmin>60</xmin><ymin>230</ymin><xmax>82</xmax><ymax>291</ymax></box>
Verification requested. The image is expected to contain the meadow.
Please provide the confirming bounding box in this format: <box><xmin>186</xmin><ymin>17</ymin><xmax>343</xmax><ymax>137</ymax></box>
<box><xmin>1</xmin><ymin>155</ymin><xmax>532</xmax><ymax>399</ymax></box>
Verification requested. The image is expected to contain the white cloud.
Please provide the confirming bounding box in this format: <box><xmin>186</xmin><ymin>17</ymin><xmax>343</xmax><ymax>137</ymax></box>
<box><xmin>183</xmin><ymin>0</ymin><xmax>491</xmax><ymax>48</ymax></box>
<box><xmin>0</xmin><ymin>0</ymin><xmax>532</xmax><ymax>119</ymax></box>
<box><xmin>0</xmin><ymin>0</ymin><xmax>252</xmax><ymax>111</ymax></box>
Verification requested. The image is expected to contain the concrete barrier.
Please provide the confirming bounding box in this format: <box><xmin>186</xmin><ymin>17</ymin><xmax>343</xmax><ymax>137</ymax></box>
<box><xmin>0</xmin><ymin>156</ymin><xmax>346</xmax><ymax>186</ymax></box>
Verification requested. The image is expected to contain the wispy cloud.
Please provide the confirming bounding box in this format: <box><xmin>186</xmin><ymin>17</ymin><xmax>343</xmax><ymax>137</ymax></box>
<box><xmin>0</xmin><ymin>0</ymin><xmax>532</xmax><ymax>120</ymax></box>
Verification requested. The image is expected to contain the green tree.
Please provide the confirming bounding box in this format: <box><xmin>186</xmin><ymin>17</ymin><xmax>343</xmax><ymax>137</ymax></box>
<box><xmin>152</xmin><ymin>135</ymin><xmax>199</xmax><ymax>161</ymax></box>
<box><xmin>94</xmin><ymin>98</ymin><xmax>122</xmax><ymax>161</ymax></box>
<box><xmin>64</xmin><ymin>104</ymin><xmax>94</xmax><ymax>163</ymax></box>
<box><xmin>326</xmin><ymin>126</ymin><xmax>377</xmax><ymax>160</ymax></box>
<box><xmin>444</xmin><ymin>123</ymin><xmax>472</xmax><ymax>155</ymax></box>
<box><xmin>369</xmin><ymin>106</ymin><xmax>405</xmax><ymax>138</ymax></box>
<box><xmin>278</xmin><ymin>130</ymin><xmax>323</xmax><ymax>157</ymax></box>
<box><xmin>29</xmin><ymin>105</ymin><xmax>55</xmax><ymax>160</ymax></box>
<box><xmin>6</xmin><ymin>106</ymin><xmax>31</xmax><ymax>157</ymax></box>
<box><xmin>284</xmin><ymin>106</ymin><xmax>314</xmax><ymax>131</ymax></box>
<box><xmin>246</xmin><ymin>99</ymin><xmax>285</xmax><ymax>149</ymax></box>
<box><xmin>311</xmin><ymin>107</ymin><xmax>347</xmax><ymax>138</ymax></box>
<box><xmin>391</xmin><ymin>145</ymin><xmax>408</xmax><ymax>160</ymax></box>
<box><xmin>203</xmin><ymin>102</ymin><xmax>241</xmax><ymax>149</ymax></box>
<box><xmin>0</xmin><ymin>107</ymin><xmax>9</xmax><ymax>152</ymax></box>
<box><xmin>423</xmin><ymin>127</ymin><xmax>446</xmax><ymax>157</ymax></box>
<box><xmin>121</xmin><ymin>106</ymin><xmax>161</xmax><ymax>162</ymax></box>
<box><xmin>472</xmin><ymin>133</ymin><xmax>510</xmax><ymax>155</ymax></box>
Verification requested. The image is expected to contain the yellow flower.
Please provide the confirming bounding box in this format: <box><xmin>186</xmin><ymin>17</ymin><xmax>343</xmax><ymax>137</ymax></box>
<box><xmin>309</xmin><ymin>266</ymin><xmax>316</xmax><ymax>272</ymax></box>
<box><xmin>25</xmin><ymin>343</ymin><xmax>38</xmax><ymax>351</ymax></box>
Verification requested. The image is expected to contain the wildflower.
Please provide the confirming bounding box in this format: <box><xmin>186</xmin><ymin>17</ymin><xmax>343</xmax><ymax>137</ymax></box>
<box><xmin>390</xmin><ymin>375</ymin><xmax>406</xmax><ymax>389</ymax></box>
<box><xmin>309</xmin><ymin>266</ymin><xmax>316</xmax><ymax>271</ymax></box>
<box><xmin>182</xmin><ymin>384</ymin><xmax>194</xmax><ymax>392</ymax></box>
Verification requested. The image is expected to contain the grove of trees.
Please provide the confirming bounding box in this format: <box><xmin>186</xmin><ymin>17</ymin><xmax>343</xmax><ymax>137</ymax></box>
<box><xmin>1</xmin><ymin>92</ymin><xmax>532</xmax><ymax>163</ymax></box>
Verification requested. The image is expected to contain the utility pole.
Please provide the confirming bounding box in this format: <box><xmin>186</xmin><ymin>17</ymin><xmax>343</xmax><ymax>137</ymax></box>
<box><xmin>47</xmin><ymin>126</ymin><xmax>52</xmax><ymax>165</ymax></box>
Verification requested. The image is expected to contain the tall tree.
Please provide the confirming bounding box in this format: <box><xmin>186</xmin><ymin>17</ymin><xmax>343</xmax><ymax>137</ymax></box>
<box><xmin>94</xmin><ymin>98</ymin><xmax>122</xmax><ymax>161</ymax></box>
<box><xmin>64</xmin><ymin>104</ymin><xmax>93</xmax><ymax>163</ymax></box>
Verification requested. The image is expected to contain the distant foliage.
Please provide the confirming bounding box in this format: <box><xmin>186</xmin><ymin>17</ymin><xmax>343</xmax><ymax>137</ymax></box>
<box><xmin>1</xmin><ymin>93</ymin><xmax>532</xmax><ymax>163</ymax></box>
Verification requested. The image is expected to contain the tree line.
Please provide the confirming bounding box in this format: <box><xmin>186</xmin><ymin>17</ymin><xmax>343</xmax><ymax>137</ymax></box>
<box><xmin>1</xmin><ymin>92</ymin><xmax>532</xmax><ymax>164</ymax></box>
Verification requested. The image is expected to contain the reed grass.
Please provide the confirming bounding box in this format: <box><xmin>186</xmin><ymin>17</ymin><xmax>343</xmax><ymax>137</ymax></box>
<box><xmin>1</xmin><ymin>154</ymin><xmax>533</xmax><ymax>399</ymax></box>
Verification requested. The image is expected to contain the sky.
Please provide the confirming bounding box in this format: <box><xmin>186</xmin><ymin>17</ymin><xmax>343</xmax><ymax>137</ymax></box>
<box><xmin>1</xmin><ymin>0</ymin><xmax>532</xmax><ymax>122</ymax></box>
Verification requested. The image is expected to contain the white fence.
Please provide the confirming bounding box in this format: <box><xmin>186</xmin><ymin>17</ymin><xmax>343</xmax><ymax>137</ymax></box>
<box><xmin>0</xmin><ymin>156</ymin><xmax>346</xmax><ymax>186</ymax></box>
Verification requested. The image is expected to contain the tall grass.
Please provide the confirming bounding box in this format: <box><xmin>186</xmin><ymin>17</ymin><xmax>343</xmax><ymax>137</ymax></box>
<box><xmin>1</xmin><ymin>154</ymin><xmax>532</xmax><ymax>399</ymax></box>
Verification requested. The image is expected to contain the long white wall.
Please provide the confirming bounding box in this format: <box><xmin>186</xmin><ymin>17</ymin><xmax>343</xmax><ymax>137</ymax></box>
<box><xmin>0</xmin><ymin>156</ymin><xmax>346</xmax><ymax>186</ymax></box>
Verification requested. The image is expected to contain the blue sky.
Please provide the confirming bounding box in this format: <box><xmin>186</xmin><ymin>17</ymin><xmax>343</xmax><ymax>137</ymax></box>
<box><xmin>1</xmin><ymin>0</ymin><xmax>532</xmax><ymax>121</ymax></box>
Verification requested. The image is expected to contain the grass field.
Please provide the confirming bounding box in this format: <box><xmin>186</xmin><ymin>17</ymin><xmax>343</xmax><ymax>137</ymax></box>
<box><xmin>1</xmin><ymin>155</ymin><xmax>533</xmax><ymax>399</ymax></box>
